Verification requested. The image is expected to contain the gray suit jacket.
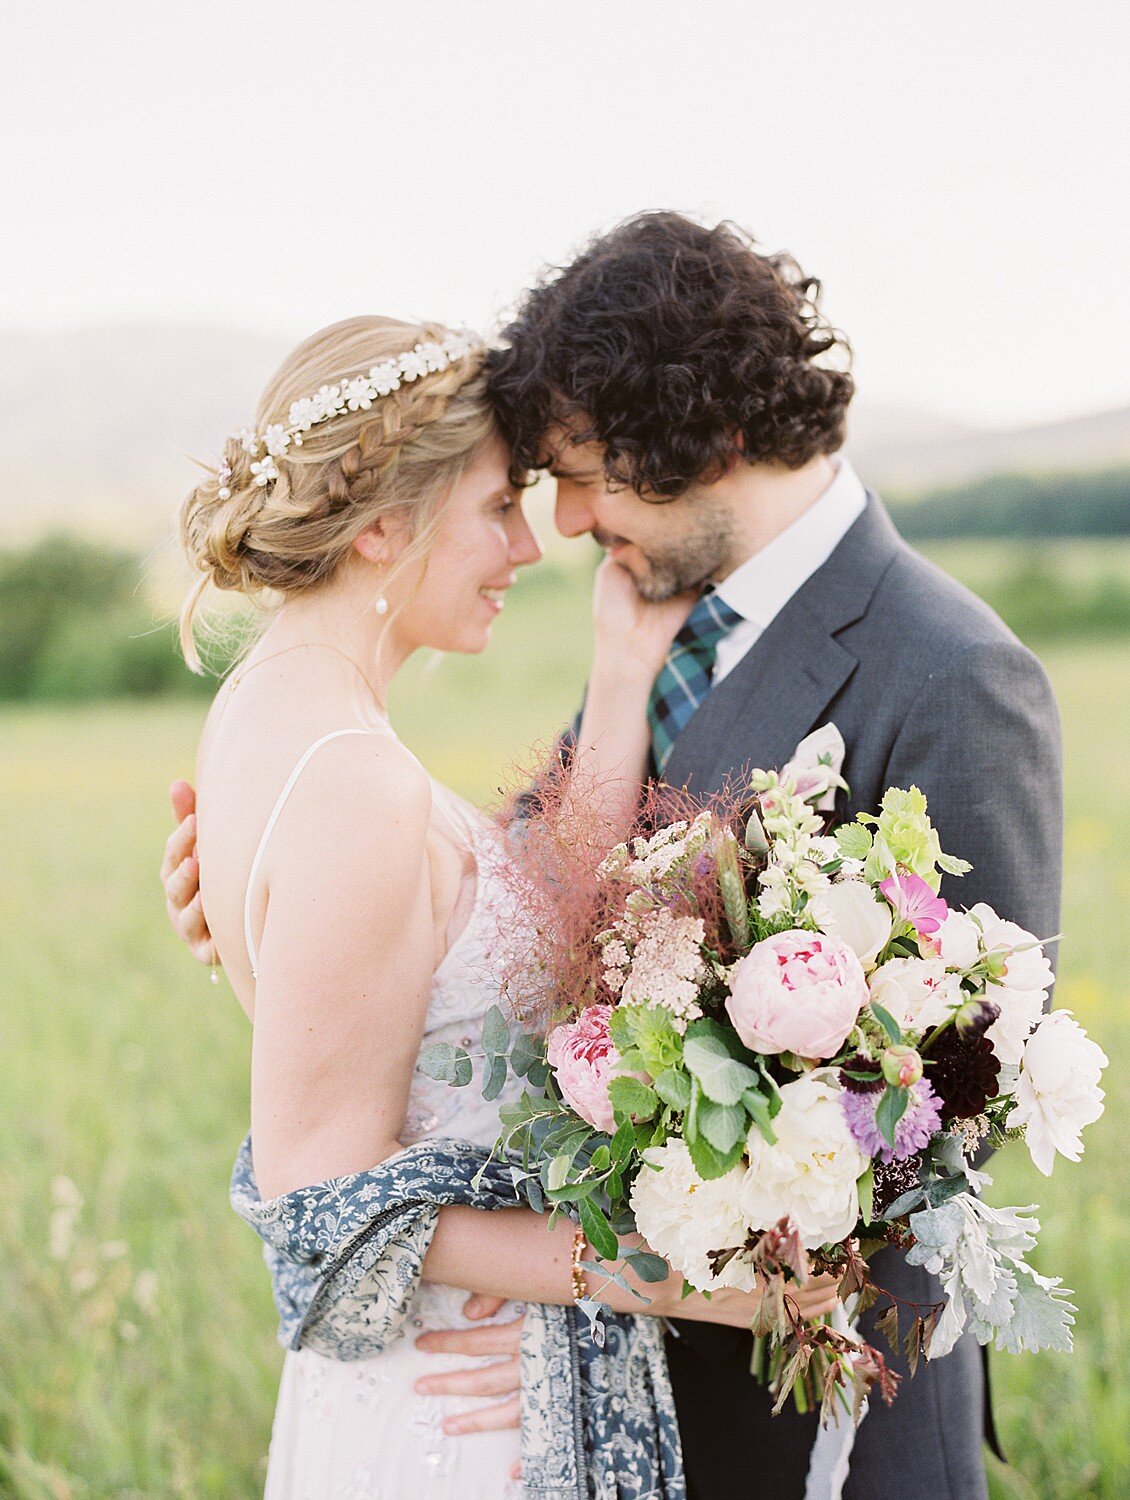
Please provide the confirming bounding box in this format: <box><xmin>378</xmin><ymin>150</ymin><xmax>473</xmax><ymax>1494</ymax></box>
<box><xmin>659</xmin><ymin>494</ymin><xmax>1062</xmax><ymax>1500</ymax></box>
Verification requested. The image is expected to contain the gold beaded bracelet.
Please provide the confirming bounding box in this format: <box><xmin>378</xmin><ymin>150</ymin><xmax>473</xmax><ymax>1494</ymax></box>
<box><xmin>571</xmin><ymin>1226</ymin><xmax>590</xmax><ymax>1303</ymax></box>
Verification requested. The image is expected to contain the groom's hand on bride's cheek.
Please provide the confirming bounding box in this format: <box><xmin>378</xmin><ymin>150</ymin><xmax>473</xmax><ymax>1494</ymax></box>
<box><xmin>413</xmin><ymin>1308</ymin><xmax>524</xmax><ymax>1435</ymax></box>
<box><xmin>161</xmin><ymin>780</ymin><xmax>214</xmax><ymax>964</ymax></box>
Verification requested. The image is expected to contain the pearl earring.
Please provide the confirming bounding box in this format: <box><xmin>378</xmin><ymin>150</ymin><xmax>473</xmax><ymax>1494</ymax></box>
<box><xmin>375</xmin><ymin>594</ymin><xmax>389</xmax><ymax>617</ymax></box>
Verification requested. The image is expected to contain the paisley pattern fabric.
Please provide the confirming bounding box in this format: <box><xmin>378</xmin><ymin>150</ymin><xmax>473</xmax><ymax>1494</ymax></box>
<box><xmin>232</xmin><ymin>1137</ymin><xmax>685</xmax><ymax>1499</ymax></box>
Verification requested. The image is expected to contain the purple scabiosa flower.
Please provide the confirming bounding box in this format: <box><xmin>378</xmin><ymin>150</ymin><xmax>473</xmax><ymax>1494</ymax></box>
<box><xmin>841</xmin><ymin>1078</ymin><xmax>943</xmax><ymax>1164</ymax></box>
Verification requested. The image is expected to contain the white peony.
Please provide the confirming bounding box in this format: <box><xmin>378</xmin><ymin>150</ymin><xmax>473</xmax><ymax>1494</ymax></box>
<box><xmin>935</xmin><ymin>909</ymin><xmax>981</xmax><ymax>969</ymax></box>
<box><xmin>810</xmin><ymin>878</ymin><xmax>893</xmax><ymax>971</ymax></box>
<box><xmin>630</xmin><ymin>1137</ymin><xmax>751</xmax><ymax>1292</ymax></box>
<box><xmin>868</xmin><ymin>956</ymin><xmax>962</xmax><ymax>1036</ymax></box>
<box><xmin>738</xmin><ymin>1070</ymin><xmax>869</xmax><ymax>1249</ymax></box>
<box><xmin>1011</xmin><ymin>1010</ymin><xmax>1107</xmax><ymax>1176</ymax></box>
<box><xmin>971</xmin><ymin>903</ymin><xmax>1054</xmax><ymax>1065</ymax></box>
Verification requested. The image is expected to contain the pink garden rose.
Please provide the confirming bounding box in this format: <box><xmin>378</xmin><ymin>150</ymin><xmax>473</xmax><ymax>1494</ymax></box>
<box><xmin>726</xmin><ymin>931</ymin><xmax>869</xmax><ymax>1060</ymax></box>
<box><xmin>546</xmin><ymin>1004</ymin><xmax>639</xmax><ymax>1133</ymax></box>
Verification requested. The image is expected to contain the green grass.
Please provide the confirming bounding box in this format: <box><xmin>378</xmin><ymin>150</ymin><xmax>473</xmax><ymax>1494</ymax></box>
<box><xmin>0</xmin><ymin>569</ymin><xmax>1126</xmax><ymax>1496</ymax></box>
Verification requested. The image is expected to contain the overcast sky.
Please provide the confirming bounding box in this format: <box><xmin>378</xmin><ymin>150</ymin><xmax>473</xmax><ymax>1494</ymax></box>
<box><xmin>4</xmin><ymin>1</ymin><xmax>1128</xmax><ymax>427</ymax></box>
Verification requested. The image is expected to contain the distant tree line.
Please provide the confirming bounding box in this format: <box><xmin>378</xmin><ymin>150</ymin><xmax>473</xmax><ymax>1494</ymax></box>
<box><xmin>3</xmin><ymin>503</ymin><xmax>1130</xmax><ymax>701</ymax></box>
<box><xmin>888</xmin><ymin>466</ymin><xmax>1130</xmax><ymax>539</ymax></box>
<box><xmin>0</xmin><ymin>536</ymin><xmax>225</xmax><ymax>702</ymax></box>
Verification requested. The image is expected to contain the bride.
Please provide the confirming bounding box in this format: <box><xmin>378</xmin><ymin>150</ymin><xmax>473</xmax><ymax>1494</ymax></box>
<box><xmin>173</xmin><ymin>314</ymin><xmax>838</xmax><ymax>1497</ymax></box>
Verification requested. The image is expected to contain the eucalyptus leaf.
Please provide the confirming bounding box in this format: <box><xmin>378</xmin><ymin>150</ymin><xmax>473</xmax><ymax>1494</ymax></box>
<box><xmin>481</xmin><ymin>1005</ymin><xmax>510</xmax><ymax>1058</ymax></box>
<box><xmin>924</xmin><ymin>1174</ymin><xmax>969</xmax><ymax>1208</ymax></box>
<box><xmin>509</xmin><ymin>1030</ymin><xmax>545</xmax><ymax>1079</ymax></box>
<box><xmin>546</xmin><ymin>1153</ymin><xmax>575</xmax><ymax>1192</ymax></box>
<box><xmin>526</xmin><ymin>1060</ymin><xmax>551</xmax><ymax>1091</ymax></box>
<box><xmin>623</xmin><ymin>1250</ymin><xmax>671</xmax><ymax>1284</ymax></box>
<box><xmin>744</xmin><ymin>809</ymin><xmax>770</xmax><ymax>855</ymax></box>
<box><xmin>416</xmin><ymin>1043</ymin><xmax>473</xmax><ymax>1088</ymax></box>
<box><xmin>481</xmin><ymin>1053</ymin><xmax>509</xmax><ymax>1101</ymax></box>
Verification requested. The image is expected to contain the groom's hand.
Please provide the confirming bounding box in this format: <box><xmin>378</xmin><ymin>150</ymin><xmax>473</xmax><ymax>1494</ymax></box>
<box><xmin>414</xmin><ymin>1295</ymin><xmax>522</xmax><ymax>1439</ymax></box>
<box><xmin>161</xmin><ymin>780</ymin><xmax>215</xmax><ymax>964</ymax></box>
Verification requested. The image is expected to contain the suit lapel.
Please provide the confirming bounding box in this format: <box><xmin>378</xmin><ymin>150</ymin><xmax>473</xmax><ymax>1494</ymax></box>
<box><xmin>661</xmin><ymin>494</ymin><xmax>903</xmax><ymax>795</ymax></box>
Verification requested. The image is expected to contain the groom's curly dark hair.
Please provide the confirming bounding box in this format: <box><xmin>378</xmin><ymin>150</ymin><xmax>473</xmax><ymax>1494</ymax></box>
<box><xmin>487</xmin><ymin>212</ymin><xmax>854</xmax><ymax>499</ymax></box>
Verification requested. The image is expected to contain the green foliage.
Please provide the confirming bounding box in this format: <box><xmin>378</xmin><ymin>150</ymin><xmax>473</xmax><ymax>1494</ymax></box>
<box><xmin>682</xmin><ymin>1031</ymin><xmax>758</xmax><ymax>1107</ymax></box>
<box><xmin>870</xmin><ymin>1003</ymin><xmax>903</xmax><ymax>1045</ymax></box>
<box><xmin>875</xmin><ymin>1085</ymin><xmax>910</xmax><ymax>1148</ymax></box>
<box><xmin>610</xmin><ymin>1005</ymin><xmax>683</xmax><ymax>1077</ymax></box>
<box><xmin>416</xmin><ymin>1042</ymin><xmax>473</xmax><ymax>1088</ymax></box>
<box><xmin>860</xmin><ymin>785</ymin><xmax>945</xmax><ymax>889</ymax></box>
<box><xmin>0</xmin><ymin>534</ymin><xmax>242</xmax><ymax>702</ymax></box>
<box><xmin>607</xmin><ymin>1076</ymin><xmax>658</xmax><ymax>1123</ymax></box>
<box><xmin>835</xmin><ymin>822</ymin><xmax>873</xmax><ymax>862</ymax></box>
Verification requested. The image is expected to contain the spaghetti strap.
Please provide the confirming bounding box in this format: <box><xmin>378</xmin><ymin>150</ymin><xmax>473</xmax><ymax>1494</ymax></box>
<box><xmin>244</xmin><ymin>728</ymin><xmax>380</xmax><ymax>978</ymax></box>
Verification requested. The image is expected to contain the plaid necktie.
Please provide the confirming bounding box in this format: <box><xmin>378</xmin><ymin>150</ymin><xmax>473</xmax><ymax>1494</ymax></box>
<box><xmin>647</xmin><ymin>591</ymin><xmax>744</xmax><ymax>776</ymax></box>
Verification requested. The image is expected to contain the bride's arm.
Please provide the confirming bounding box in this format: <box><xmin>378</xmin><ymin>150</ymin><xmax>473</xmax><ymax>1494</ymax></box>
<box><xmin>557</xmin><ymin>558</ymin><xmax>694</xmax><ymax>843</ymax></box>
<box><xmin>422</xmin><ymin>1205</ymin><xmax>841</xmax><ymax>1327</ymax></box>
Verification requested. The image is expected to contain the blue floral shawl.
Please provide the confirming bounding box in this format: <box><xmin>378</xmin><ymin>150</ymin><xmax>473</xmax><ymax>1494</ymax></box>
<box><xmin>230</xmin><ymin>1134</ymin><xmax>684</xmax><ymax>1500</ymax></box>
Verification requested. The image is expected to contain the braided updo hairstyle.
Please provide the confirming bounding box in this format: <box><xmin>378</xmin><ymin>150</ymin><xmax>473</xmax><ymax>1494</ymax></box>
<box><xmin>179</xmin><ymin>316</ymin><xmax>494</xmax><ymax>671</ymax></box>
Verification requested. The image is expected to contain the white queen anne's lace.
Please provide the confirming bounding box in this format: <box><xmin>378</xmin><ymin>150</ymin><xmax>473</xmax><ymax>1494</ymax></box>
<box><xmin>220</xmin><ymin>330</ymin><xmax>482</xmax><ymax>491</ymax></box>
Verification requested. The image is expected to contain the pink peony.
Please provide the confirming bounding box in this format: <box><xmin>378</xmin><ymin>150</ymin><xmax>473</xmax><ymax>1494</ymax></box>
<box><xmin>546</xmin><ymin>1004</ymin><xmax>640</xmax><ymax>1134</ymax></box>
<box><xmin>725</xmin><ymin>931</ymin><xmax>869</xmax><ymax>1060</ymax></box>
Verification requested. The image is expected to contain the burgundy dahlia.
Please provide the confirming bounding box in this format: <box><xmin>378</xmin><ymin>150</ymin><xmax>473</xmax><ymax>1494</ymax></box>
<box><xmin>927</xmin><ymin>1030</ymin><xmax>1001</xmax><ymax>1119</ymax></box>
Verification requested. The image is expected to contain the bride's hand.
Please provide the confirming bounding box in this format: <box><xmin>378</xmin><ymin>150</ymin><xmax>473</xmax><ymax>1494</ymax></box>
<box><xmin>672</xmin><ymin>1270</ymin><xmax>842</xmax><ymax>1328</ymax></box>
<box><xmin>591</xmin><ymin>556</ymin><xmax>697</xmax><ymax>683</ymax></box>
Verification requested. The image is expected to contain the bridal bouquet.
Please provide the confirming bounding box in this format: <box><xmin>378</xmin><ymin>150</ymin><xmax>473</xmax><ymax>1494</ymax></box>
<box><xmin>421</xmin><ymin>727</ymin><xmax>1106</xmax><ymax>1420</ymax></box>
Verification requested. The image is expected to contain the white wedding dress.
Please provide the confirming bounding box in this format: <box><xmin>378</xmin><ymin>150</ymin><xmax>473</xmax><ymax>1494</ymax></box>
<box><xmin>248</xmin><ymin>728</ymin><xmax>526</xmax><ymax>1500</ymax></box>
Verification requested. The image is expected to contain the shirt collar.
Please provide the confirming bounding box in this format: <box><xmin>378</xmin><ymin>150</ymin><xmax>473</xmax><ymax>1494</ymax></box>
<box><xmin>713</xmin><ymin>457</ymin><xmax>868</xmax><ymax>630</ymax></box>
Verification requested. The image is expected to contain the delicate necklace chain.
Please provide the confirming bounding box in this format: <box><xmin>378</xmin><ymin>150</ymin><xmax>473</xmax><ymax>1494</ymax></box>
<box><xmin>226</xmin><ymin>640</ymin><xmax>386</xmax><ymax>712</ymax></box>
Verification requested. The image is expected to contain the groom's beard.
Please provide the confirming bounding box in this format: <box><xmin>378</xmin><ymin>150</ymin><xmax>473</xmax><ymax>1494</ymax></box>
<box><xmin>594</xmin><ymin>503</ymin><xmax>738</xmax><ymax>602</ymax></box>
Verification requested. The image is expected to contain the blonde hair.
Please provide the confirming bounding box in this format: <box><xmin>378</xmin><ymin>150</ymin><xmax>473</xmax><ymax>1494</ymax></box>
<box><xmin>178</xmin><ymin>315</ymin><xmax>495</xmax><ymax>672</ymax></box>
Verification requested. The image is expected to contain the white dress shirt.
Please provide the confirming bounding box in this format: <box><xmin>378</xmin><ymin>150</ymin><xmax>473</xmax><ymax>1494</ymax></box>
<box><xmin>711</xmin><ymin>457</ymin><xmax>867</xmax><ymax>685</ymax></box>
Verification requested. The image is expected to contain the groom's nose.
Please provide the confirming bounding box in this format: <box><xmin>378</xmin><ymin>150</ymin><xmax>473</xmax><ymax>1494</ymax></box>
<box><xmin>553</xmin><ymin>480</ymin><xmax>597</xmax><ymax>539</ymax></box>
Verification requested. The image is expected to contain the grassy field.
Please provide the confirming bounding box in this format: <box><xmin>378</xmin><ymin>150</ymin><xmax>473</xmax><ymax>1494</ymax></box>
<box><xmin>1</xmin><ymin>560</ymin><xmax>1128</xmax><ymax>1497</ymax></box>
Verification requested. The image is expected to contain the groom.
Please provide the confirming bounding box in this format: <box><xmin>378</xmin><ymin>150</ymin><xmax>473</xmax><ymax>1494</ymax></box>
<box><xmin>484</xmin><ymin>214</ymin><xmax>1061</xmax><ymax>1500</ymax></box>
<box><xmin>163</xmin><ymin>214</ymin><xmax>1062</xmax><ymax>1498</ymax></box>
